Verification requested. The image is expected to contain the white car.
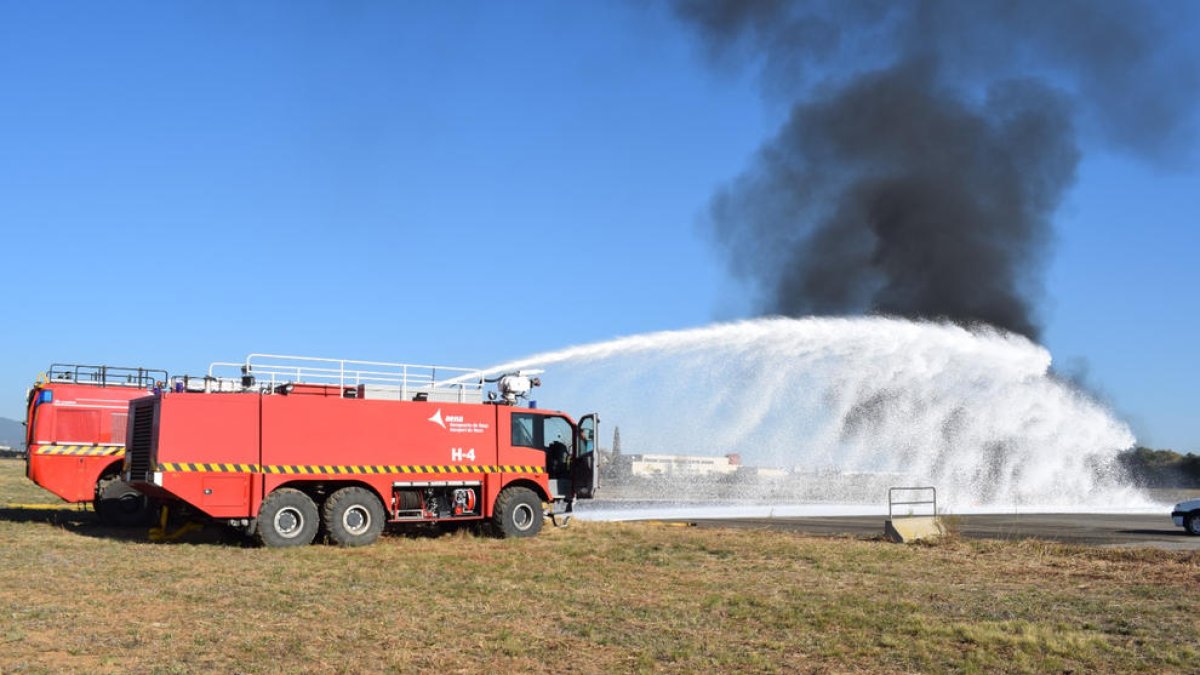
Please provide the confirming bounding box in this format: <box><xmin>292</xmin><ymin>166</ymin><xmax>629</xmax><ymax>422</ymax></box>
<box><xmin>1171</xmin><ymin>498</ymin><xmax>1200</xmax><ymax>535</ymax></box>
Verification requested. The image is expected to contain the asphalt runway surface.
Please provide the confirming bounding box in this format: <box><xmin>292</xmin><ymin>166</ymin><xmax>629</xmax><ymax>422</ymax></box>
<box><xmin>674</xmin><ymin>513</ymin><xmax>1199</xmax><ymax>550</ymax></box>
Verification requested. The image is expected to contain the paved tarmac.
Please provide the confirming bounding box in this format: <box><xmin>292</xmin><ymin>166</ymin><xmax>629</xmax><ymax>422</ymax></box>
<box><xmin>677</xmin><ymin>513</ymin><xmax>1199</xmax><ymax>550</ymax></box>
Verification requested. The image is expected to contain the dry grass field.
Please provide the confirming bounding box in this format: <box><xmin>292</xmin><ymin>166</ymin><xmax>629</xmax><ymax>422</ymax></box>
<box><xmin>1</xmin><ymin>458</ymin><xmax>1198</xmax><ymax>673</ymax></box>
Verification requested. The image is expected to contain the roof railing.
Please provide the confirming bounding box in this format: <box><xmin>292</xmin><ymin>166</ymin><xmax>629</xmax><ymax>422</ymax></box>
<box><xmin>47</xmin><ymin>364</ymin><xmax>167</xmax><ymax>388</ymax></box>
<box><xmin>196</xmin><ymin>353</ymin><xmax>487</xmax><ymax>402</ymax></box>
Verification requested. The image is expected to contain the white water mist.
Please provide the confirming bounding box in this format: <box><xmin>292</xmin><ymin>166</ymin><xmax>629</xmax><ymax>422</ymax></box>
<box><xmin>487</xmin><ymin>317</ymin><xmax>1144</xmax><ymax>511</ymax></box>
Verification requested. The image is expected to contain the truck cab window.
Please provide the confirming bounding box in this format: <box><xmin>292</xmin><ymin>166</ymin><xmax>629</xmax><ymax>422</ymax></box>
<box><xmin>511</xmin><ymin>413</ymin><xmax>536</xmax><ymax>448</ymax></box>
<box><xmin>542</xmin><ymin>416</ymin><xmax>573</xmax><ymax>478</ymax></box>
<box><xmin>543</xmin><ymin>416</ymin><xmax>572</xmax><ymax>453</ymax></box>
<box><xmin>577</xmin><ymin>422</ymin><xmax>595</xmax><ymax>456</ymax></box>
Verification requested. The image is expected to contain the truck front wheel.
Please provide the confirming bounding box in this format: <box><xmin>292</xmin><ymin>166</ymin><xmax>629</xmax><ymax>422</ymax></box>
<box><xmin>322</xmin><ymin>487</ymin><xmax>385</xmax><ymax>547</ymax></box>
<box><xmin>256</xmin><ymin>488</ymin><xmax>319</xmax><ymax>548</ymax></box>
<box><xmin>94</xmin><ymin>476</ymin><xmax>154</xmax><ymax>527</ymax></box>
<box><xmin>491</xmin><ymin>486</ymin><xmax>544</xmax><ymax>538</ymax></box>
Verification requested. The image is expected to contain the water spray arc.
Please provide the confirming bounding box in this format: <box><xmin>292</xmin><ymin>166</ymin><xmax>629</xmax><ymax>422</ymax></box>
<box><xmin>486</xmin><ymin>318</ymin><xmax>1143</xmax><ymax>511</ymax></box>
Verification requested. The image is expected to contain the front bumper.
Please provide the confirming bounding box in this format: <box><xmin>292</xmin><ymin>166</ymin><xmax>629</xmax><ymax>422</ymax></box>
<box><xmin>1172</xmin><ymin>511</ymin><xmax>1185</xmax><ymax>527</ymax></box>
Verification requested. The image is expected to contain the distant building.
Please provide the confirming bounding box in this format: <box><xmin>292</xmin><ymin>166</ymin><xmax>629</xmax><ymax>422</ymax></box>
<box><xmin>614</xmin><ymin>453</ymin><xmax>740</xmax><ymax>478</ymax></box>
<box><xmin>739</xmin><ymin>466</ymin><xmax>788</xmax><ymax>479</ymax></box>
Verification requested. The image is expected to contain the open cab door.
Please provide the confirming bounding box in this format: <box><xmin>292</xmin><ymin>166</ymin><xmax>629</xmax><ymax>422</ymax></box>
<box><xmin>572</xmin><ymin>414</ymin><xmax>599</xmax><ymax>499</ymax></box>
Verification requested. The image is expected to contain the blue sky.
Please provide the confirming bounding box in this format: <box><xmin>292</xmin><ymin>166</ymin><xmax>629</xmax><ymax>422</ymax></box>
<box><xmin>1</xmin><ymin>2</ymin><xmax>1197</xmax><ymax>451</ymax></box>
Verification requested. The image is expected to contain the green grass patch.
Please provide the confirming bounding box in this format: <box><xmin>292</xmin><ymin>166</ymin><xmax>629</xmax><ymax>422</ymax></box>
<box><xmin>0</xmin><ymin>460</ymin><xmax>1197</xmax><ymax>672</ymax></box>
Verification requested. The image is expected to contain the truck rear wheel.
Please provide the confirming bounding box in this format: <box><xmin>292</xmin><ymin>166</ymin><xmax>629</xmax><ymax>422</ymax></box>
<box><xmin>256</xmin><ymin>488</ymin><xmax>319</xmax><ymax>548</ymax></box>
<box><xmin>491</xmin><ymin>486</ymin><xmax>544</xmax><ymax>538</ymax></box>
<box><xmin>322</xmin><ymin>487</ymin><xmax>385</xmax><ymax>547</ymax></box>
<box><xmin>94</xmin><ymin>476</ymin><xmax>154</xmax><ymax>527</ymax></box>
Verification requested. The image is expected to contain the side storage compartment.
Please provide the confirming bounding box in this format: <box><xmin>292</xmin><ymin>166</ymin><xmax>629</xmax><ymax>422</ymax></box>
<box><xmin>153</xmin><ymin>392</ymin><xmax>261</xmax><ymax>519</ymax></box>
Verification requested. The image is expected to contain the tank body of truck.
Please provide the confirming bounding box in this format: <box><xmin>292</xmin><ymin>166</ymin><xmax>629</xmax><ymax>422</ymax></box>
<box><xmin>25</xmin><ymin>364</ymin><xmax>166</xmax><ymax>524</ymax></box>
<box><xmin>125</xmin><ymin>355</ymin><xmax>597</xmax><ymax>547</ymax></box>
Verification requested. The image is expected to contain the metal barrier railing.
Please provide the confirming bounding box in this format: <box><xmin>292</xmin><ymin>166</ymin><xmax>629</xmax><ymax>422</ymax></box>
<box><xmin>888</xmin><ymin>486</ymin><xmax>937</xmax><ymax>519</ymax></box>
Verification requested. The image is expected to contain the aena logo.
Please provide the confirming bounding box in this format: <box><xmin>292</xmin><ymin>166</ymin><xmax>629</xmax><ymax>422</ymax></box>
<box><xmin>428</xmin><ymin>409</ymin><xmax>446</xmax><ymax>429</ymax></box>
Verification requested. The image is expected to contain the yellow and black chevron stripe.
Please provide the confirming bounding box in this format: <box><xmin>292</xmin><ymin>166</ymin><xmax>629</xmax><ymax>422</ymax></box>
<box><xmin>158</xmin><ymin>463</ymin><xmax>259</xmax><ymax>473</ymax></box>
<box><xmin>157</xmin><ymin>463</ymin><xmax>544</xmax><ymax>475</ymax></box>
<box><xmin>261</xmin><ymin>464</ymin><xmax>543</xmax><ymax>475</ymax></box>
<box><xmin>36</xmin><ymin>444</ymin><xmax>125</xmax><ymax>457</ymax></box>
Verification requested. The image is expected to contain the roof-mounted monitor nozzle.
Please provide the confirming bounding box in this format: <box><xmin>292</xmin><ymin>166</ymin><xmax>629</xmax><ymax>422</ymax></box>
<box><xmin>489</xmin><ymin>370</ymin><xmax>544</xmax><ymax>405</ymax></box>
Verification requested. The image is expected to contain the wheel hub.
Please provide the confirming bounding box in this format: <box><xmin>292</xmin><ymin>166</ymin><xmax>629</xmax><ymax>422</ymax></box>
<box><xmin>343</xmin><ymin>505</ymin><xmax>371</xmax><ymax>536</ymax></box>
<box><xmin>513</xmin><ymin>503</ymin><xmax>535</xmax><ymax>531</ymax></box>
<box><xmin>274</xmin><ymin>507</ymin><xmax>304</xmax><ymax>538</ymax></box>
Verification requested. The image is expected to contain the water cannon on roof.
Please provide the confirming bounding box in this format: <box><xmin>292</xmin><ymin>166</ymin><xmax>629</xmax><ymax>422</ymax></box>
<box><xmin>487</xmin><ymin>370</ymin><xmax>543</xmax><ymax>405</ymax></box>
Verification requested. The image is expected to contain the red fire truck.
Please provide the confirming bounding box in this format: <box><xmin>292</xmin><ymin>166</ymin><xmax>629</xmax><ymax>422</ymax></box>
<box><xmin>125</xmin><ymin>354</ymin><xmax>598</xmax><ymax>547</ymax></box>
<box><xmin>25</xmin><ymin>364</ymin><xmax>167</xmax><ymax>525</ymax></box>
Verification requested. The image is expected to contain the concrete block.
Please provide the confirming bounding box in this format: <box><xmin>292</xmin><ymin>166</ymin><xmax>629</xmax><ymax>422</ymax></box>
<box><xmin>884</xmin><ymin>516</ymin><xmax>946</xmax><ymax>543</ymax></box>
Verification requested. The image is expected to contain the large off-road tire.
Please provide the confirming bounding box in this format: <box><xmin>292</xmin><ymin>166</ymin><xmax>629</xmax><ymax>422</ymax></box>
<box><xmin>94</xmin><ymin>476</ymin><xmax>154</xmax><ymax>527</ymax></box>
<box><xmin>322</xmin><ymin>487</ymin><xmax>385</xmax><ymax>547</ymax></box>
<box><xmin>256</xmin><ymin>488</ymin><xmax>319</xmax><ymax>548</ymax></box>
<box><xmin>491</xmin><ymin>486</ymin><xmax>544</xmax><ymax>538</ymax></box>
<box><xmin>1186</xmin><ymin>511</ymin><xmax>1200</xmax><ymax>536</ymax></box>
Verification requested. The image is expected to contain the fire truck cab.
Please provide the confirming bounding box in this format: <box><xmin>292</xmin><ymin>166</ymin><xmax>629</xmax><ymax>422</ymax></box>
<box><xmin>25</xmin><ymin>364</ymin><xmax>166</xmax><ymax>525</ymax></box>
<box><xmin>124</xmin><ymin>354</ymin><xmax>598</xmax><ymax>547</ymax></box>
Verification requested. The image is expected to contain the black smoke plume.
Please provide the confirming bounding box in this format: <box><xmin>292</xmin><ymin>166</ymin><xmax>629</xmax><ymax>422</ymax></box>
<box><xmin>674</xmin><ymin>0</ymin><xmax>1198</xmax><ymax>338</ymax></box>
